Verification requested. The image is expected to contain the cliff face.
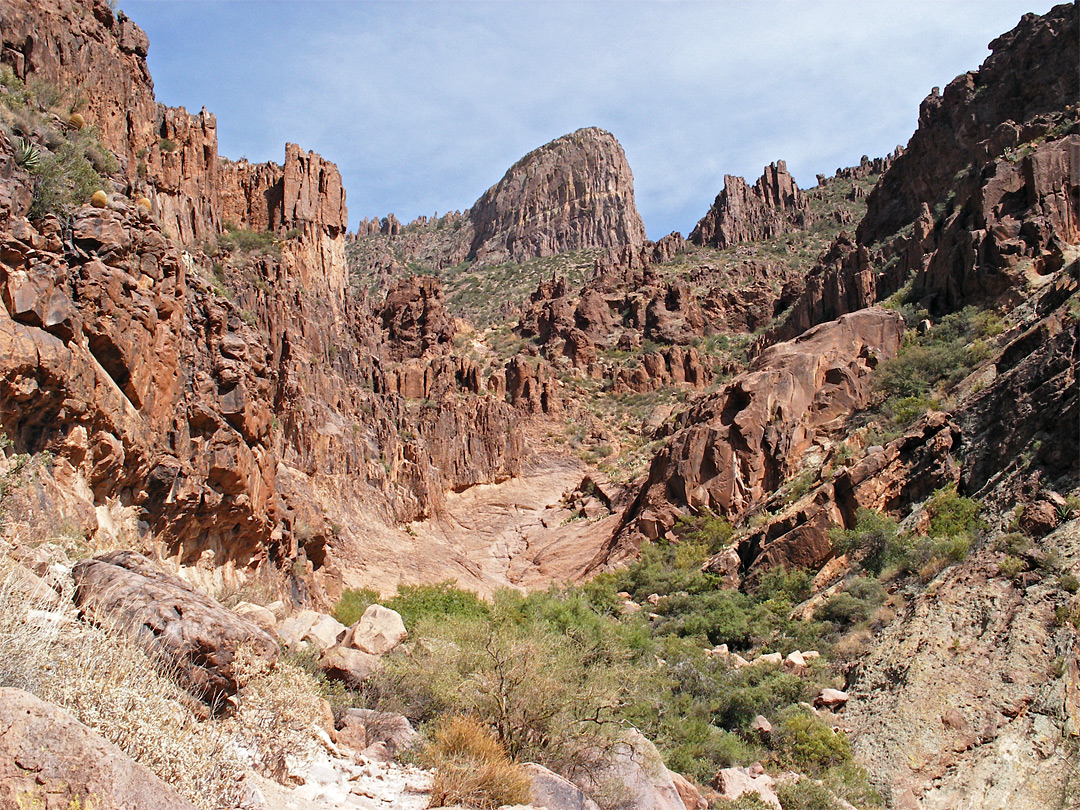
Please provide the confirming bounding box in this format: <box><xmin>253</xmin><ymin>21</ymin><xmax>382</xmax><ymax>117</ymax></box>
<box><xmin>466</xmin><ymin>127</ymin><xmax>647</xmax><ymax>264</ymax></box>
<box><xmin>764</xmin><ymin>1</ymin><xmax>1079</xmax><ymax>346</ymax></box>
<box><xmin>0</xmin><ymin>0</ymin><xmax>535</xmax><ymax>605</ymax></box>
<box><xmin>689</xmin><ymin>160</ymin><xmax>812</xmax><ymax>249</ymax></box>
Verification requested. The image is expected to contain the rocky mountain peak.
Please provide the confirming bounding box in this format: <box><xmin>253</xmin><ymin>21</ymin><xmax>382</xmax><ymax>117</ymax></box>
<box><xmin>689</xmin><ymin>159</ymin><xmax>812</xmax><ymax>248</ymax></box>
<box><xmin>466</xmin><ymin>126</ymin><xmax>647</xmax><ymax>264</ymax></box>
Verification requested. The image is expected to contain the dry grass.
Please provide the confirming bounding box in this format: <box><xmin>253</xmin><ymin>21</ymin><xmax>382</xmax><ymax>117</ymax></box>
<box><xmin>422</xmin><ymin>715</ymin><xmax>533</xmax><ymax>810</ymax></box>
<box><xmin>0</xmin><ymin>551</ymin><xmax>327</xmax><ymax>809</ymax></box>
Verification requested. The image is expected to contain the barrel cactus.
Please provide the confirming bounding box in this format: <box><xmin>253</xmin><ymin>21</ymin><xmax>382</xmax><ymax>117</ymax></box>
<box><xmin>136</xmin><ymin>196</ymin><xmax>152</xmax><ymax>213</ymax></box>
<box><xmin>90</xmin><ymin>190</ymin><xmax>108</xmax><ymax>208</ymax></box>
<box><xmin>69</xmin><ymin>113</ymin><xmax>85</xmax><ymax>130</ymax></box>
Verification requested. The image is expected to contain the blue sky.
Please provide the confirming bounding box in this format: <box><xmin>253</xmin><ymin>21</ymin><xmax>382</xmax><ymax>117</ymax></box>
<box><xmin>123</xmin><ymin>1</ymin><xmax>1052</xmax><ymax>240</ymax></box>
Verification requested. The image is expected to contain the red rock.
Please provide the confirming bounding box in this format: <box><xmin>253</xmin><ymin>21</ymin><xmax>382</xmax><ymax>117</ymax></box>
<box><xmin>0</xmin><ymin>688</ymin><xmax>198</xmax><ymax>810</ymax></box>
<box><xmin>468</xmin><ymin>127</ymin><xmax>647</xmax><ymax>264</ymax></box>
<box><xmin>814</xmin><ymin>688</ymin><xmax>850</xmax><ymax>709</ymax></box>
<box><xmin>71</xmin><ymin>551</ymin><xmax>279</xmax><ymax>703</ymax></box>
<box><xmin>690</xmin><ymin>161</ymin><xmax>812</xmax><ymax>249</ymax></box>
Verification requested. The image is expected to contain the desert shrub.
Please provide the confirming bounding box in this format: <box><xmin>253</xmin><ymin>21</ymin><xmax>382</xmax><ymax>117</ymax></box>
<box><xmin>830</xmin><ymin>508</ymin><xmax>903</xmax><ymax>576</ymax></box>
<box><xmin>775</xmin><ymin>778</ymin><xmax>842</xmax><ymax>810</ymax></box>
<box><xmin>28</xmin><ymin>139</ymin><xmax>106</xmax><ymax>219</ymax></box>
<box><xmin>995</xmin><ymin>532</ymin><xmax>1030</xmax><ymax>555</ymax></box>
<box><xmin>612</xmin><ymin>537</ymin><xmax>720</xmax><ymax>600</ymax></box>
<box><xmin>652</xmin><ymin>589</ymin><xmax>753</xmax><ymax>647</ymax></box>
<box><xmin>873</xmin><ymin>306</ymin><xmax>1005</xmax><ymax>423</ymax></box>
<box><xmin>333</xmin><ymin>586</ymin><xmax>380</xmax><ymax>626</ymax></box>
<box><xmin>814</xmin><ymin>577</ymin><xmax>886</xmax><ymax>630</ymax></box>
<box><xmin>372</xmin><ymin>602</ymin><xmax>636</xmax><ymax>779</ymax></box>
<box><xmin>216</xmin><ymin>223</ymin><xmax>279</xmax><ymax>256</ymax></box>
<box><xmin>674</xmin><ymin>513</ymin><xmax>736</xmax><ymax>553</ymax></box>
<box><xmin>998</xmin><ymin>555</ymin><xmax>1026</xmax><ymax>579</ymax></box>
<box><xmin>421</xmin><ymin>715</ymin><xmax>532</xmax><ymax>810</ymax></box>
<box><xmin>712</xmin><ymin>666</ymin><xmax>809</xmax><ymax>731</ymax></box>
<box><xmin>771</xmin><ymin>706</ymin><xmax>852</xmax><ymax>772</ymax></box>
<box><xmin>756</xmin><ymin>566</ymin><xmax>812</xmax><ymax>605</ymax></box>
<box><xmin>924</xmin><ymin>487</ymin><xmax>984</xmax><ymax>539</ymax></box>
<box><xmin>385</xmin><ymin>580</ymin><xmax>491</xmax><ymax>628</ymax></box>
<box><xmin>1060</xmin><ymin>573</ymin><xmax>1080</xmax><ymax>594</ymax></box>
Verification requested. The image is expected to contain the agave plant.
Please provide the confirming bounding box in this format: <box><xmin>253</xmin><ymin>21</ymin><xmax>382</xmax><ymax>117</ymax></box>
<box><xmin>12</xmin><ymin>136</ymin><xmax>40</xmax><ymax>170</ymax></box>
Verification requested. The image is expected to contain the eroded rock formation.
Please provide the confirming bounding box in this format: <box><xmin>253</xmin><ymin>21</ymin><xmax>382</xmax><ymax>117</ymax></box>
<box><xmin>467</xmin><ymin>127</ymin><xmax>647</xmax><ymax>263</ymax></box>
<box><xmin>690</xmin><ymin>160</ymin><xmax>812</xmax><ymax>249</ymax></box>
<box><xmin>599</xmin><ymin>308</ymin><xmax>904</xmax><ymax>562</ymax></box>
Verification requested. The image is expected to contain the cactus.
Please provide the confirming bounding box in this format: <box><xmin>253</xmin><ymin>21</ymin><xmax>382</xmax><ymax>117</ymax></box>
<box><xmin>136</xmin><ymin>196</ymin><xmax>152</xmax><ymax>212</ymax></box>
<box><xmin>13</xmin><ymin>137</ymin><xmax>40</xmax><ymax>170</ymax></box>
<box><xmin>90</xmin><ymin>190</ymin><xmax>108</xmax><ymax>208</ymax></box>
<box><xmin>68</xmin><ymin>112</ymin><xmax>85</xmax><ymax>130</ymax></box>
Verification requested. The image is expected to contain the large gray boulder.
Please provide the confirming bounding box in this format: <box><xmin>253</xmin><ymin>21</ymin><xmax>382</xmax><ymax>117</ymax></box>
<box><xmin>523</xmin><ymin>763</ymin><xmax>601</xmax><ymax>810</ymax></box>
<box><xmin>0</xmin><ymin>687</ymin><xmax>198</xmax><ymax>810</ymax></box>
<box><xmin>71</xmin><ymin>551</ymin><xmax>279</xmax><ymax>702</ymax></box>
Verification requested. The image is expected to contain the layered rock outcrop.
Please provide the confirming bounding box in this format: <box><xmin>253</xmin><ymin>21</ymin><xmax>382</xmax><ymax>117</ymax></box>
<box><xmin>0</xmin><ymin>0</ymin><xmax>533</xmax><ymax>606</ymax></box>
<box><xmin>690</xmin><ymin>160</ymin><xmax>811</xmax><ymax>248</ymax></box>
<box><xmin>598</xmin><ymin>308</ymin><xmax>904</xmax><ymax>562</ymax></box>
<box><xmin>467</xmin><ymin>127</ymin><xmax>647</xmax><ymax>263</ymax></box>
<box><xmin>72</xmin><ymin>551</ymin><xmax>279</xmax><ymax>701</ymax></box>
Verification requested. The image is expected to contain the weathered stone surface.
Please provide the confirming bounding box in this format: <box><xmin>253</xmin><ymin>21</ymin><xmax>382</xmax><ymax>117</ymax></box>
<box><xmin>858</xmin><ymin>3</ymin><xmax>1079</xmax><ymax>245</ymax></box>
<box><xmin>71</xmin><ymin>550</ymin><xmax>279</xmax><ymax>701</ymax></box>
<box><xmin>0</xmin><ymin>687</ymin><xmax>199</xmax><ymax>810</ymax></box>
<box><xmin>814</xmin><ymin>688</ymin><xmax>850</xmax><ymax>709</ymax></box>
<box><xmin>344</xmin><ymin>603</ymin><xmax>407</xmax><ymax>656</ymax></box>
<box><xmin>523</xmin><ymin>763</ymin><xmax>601</xmax><ymax>810</ymax></box>
<box><xmin>690</xmin><ymin>161</ymin><xmax>812</xmax><ymax>249</ymax></box>
<box><xmin>320</xmin><ymin>645</ymin><xmax>383</xmax><ymax>686</ymax></box>
<box><xmin>578</xmin><ymin>729</ymin><xmax>685</xmax><ymax>810</ymax></box>
<box><xmin>379</xmin><ymin>275</ymin><xmax>455</xmax><ymax>361</ymax></box>
<box><xmin>600</xmin><ymin>308</ymin><xmax>904</xmax><ymax>565</ymax></box>
<box><xmin>668</xmin><ymin>770</ymin><xmax>707</xmax><ymax>810</ymax></box>
<box><xmin>233</xmin><ymin>601</ymin><xmax>277</xmax><ymax>633</ymax></box>
<box><xmin>712</xmin><ymin>766</ymin><xmax>781</xmax><ymax>809</ymax></box>
<box><xmin>467</xmin><ymin>127</ymin><xmax>647</xmax><ymax>264</ymax></box>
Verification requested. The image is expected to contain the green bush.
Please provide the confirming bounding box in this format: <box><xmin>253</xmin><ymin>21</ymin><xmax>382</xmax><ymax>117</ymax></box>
<box><xmin>771</xmin><ymin>707</ymin><xmax>852</xmax><ymax>772</ymax></box>
<box><xmin>28</xmin><ymin>139</ymin><xmax>106</xmax><ymax>219</ymax></box>
<box><xmin>332</xmin><ymin>587</ymin><xmax>380</xmax><ymax>627</ymax></box>
<box><xmin>830</xmin><ymin>508</ymin><xmax>903</xmax><ymax>575</ymax></box>
<box><xmin>775</xmin><ymin>778</ymin><xmax>842</xmax><ymax>810</ymax></box>
<box><xmin>814</xmin><ymin>577</ymin><xmax>886</xmax><ymax>630</ymax></box>
<box><xmin>998</xmin><ymin>556</ymin><xmax>1026</xmax><ymax>579</ymax></box>
<box><xmin>712</xmin><ymin>667</ymin><xmax>809</xmax><ymax>731</ymax></box>
<box><xmin>385</xmin><ymin>581</ymin><xmax>491</xmax><ymax>629</ymax></box>
<box><xmin>925</xmin><ymin>487</ymin><xmax>984</xmax><ymax>539</ymax></box>
<box><xmin>873</xmin><ymin>306</ymin><xmax>1005</xmax><ymax>423</ymax></box>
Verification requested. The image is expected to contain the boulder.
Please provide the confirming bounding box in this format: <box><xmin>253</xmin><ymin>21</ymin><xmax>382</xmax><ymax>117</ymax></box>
<box><xmin>814</xmin><ymin>688</ymin><xmax>850</xmax><ymax>709</ymax></box>
<box><xmin>581</xmin><ymin>729</ymin><xmax>685</xmax><ymax>810</ymax></box>
<box><xmin>71</xmin><ymin>551</ymin><xmax>278</xmax><ymax>701</ymax></box>
<box><xmin>751</xmin><ymin>715</ymin><xmax>773</xmax><ymax>735</ymax></box>
<box><xmin>334</xmin><ymin>711</ymin><xmax>367</xmax><ymax>753</ymax></box>
<box><xmin>523</xmin><ymin>763</ymin><xmax>601</xmax><ymax>810</ymax></box>
<box><xmin>343</xmin><ymin>604</ymin><xmax>407</xmax><ymax>656</ymax></box>
<box><xmin>713</xmin><ymin>766</ymin><xmax>781</xmax><ymax>809</ymax></box>
<box><xmin>233</xmin><ymin>601</ymin><xmax>277</xmax><ymax>633</ymax></box>
<box><xmin>0</xmin><ymin>687</ymin><xmax>198</xmax><ymax>810</ymax></box>
<box><xmin>668</xmin><ymin>770</ymin><xmax>707</xmax><ymax>810</ymax></box>
<box><xmin>277</xmin><ymin>610</ymin><xmax>346</xmax><ymax>651</ymax></box>
<box><xmin>320</xmin><ymin>646</ymin><xmax>383</xmax><ymax>687</ymax></box>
